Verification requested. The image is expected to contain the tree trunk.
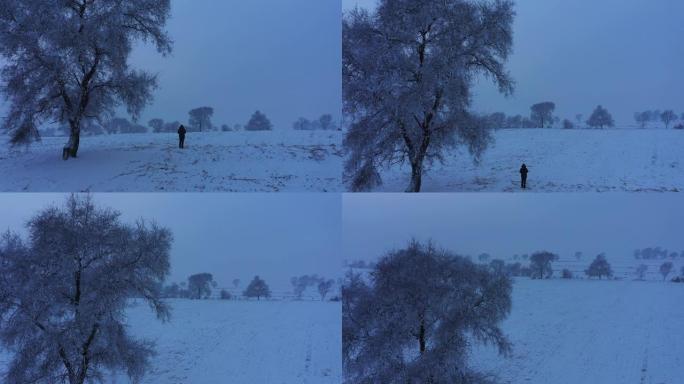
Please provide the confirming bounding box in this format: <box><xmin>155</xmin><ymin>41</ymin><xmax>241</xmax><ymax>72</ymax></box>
<box><xmin>418</xmin><ymin>319</ymin><xmax>426</xmax><ymax>354</ymax></box>
<box><xmin>406</xmin><ymin>142</ymin><xmax>428</xmax><ymax>193</ymax></box>
<box><xmin>406</xmin><ymin>158</ymin><xmax>423</xmax><ymax>193</ymax></box>
<box><xmin>64</xmin><ymin>120</ymin><xmax>81</xmax><ymax>160</ymax></box>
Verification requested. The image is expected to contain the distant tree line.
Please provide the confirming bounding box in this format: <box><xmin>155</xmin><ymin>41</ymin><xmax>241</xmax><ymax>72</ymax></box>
<box><xmin>470</xmin><ymin>250</ymin><xmax>684</xmax><ymax>282</ymax></box>
<box><xmin>162</xmin><ymin>274</ymin><xmax>272</xmax><ymax>300</ymax></box>
<box><xmin>634</xmin><ymin>110</ymin><xmax>683</xmax><ymax>129</ymax></box>
<box><xmin>483</xmin><ymin>102</ymin><xmax>616</xmax><ymax>129</ymax></box>
<box><xmin>292</xmin><ymin>114</ymin><xmax>339</xmax><ymax>131</ymax></box>
<box><xmin>290</xmin><ymin>274</ymin><xmax>337</xmax><ymax>300</ymax></box>
<box><xmin>633</xmin><ymin>247</ymin><xmax>683</xmax><ymax>260</ymax></box>
<box><xmin>162</xmin><ymin>273</ymin><xmax>338</xmax><ymax>301</ymax></box>
<box><xmin>39</xmin><ymin>107</ymin><xmax>335</xmax><ymax>137</ymax></box>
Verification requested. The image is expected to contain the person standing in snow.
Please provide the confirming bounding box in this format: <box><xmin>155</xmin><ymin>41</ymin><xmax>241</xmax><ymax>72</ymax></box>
<box><xmin>178</xmin><ymin>124</ymin><xmax>187</xmax><ymax>149</ymax></box>
<box><xmin>520</xmin><ymin>163</ymin><xmax>529</xmax><ymax>189</ymax></box>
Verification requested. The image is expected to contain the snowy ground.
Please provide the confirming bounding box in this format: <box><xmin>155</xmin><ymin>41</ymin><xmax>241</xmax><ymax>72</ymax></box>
<box><xmin>377</xmin><ymin>129</ymin><xmax>684</xmax><ymax>192</ymax></box>
<box><xmin>1</xmin><ymin>299</ymin><xmax>341</xmax><ymax>384</ymax></box>
<box><xmin>0</xmin><ymin>130</ymin><xmax>343</xmax><ymax>192</ymax></box>
<box><xmin>470</xmin><ymin>278</ymin><xmax>684</xmax><ymax>384</ymax></box>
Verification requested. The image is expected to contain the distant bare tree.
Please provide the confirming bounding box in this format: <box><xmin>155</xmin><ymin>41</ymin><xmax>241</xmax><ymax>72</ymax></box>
<box><xmin>562</xmin><ymin>119</ymin><xmax>574</xmax><ymax>129</ymax></box>
<box><xmin>243</xmin><ymin>276</ymin><xmax>271</xmax><ymax>300</ymax></box>
<box><xmin>635</xmin><ymin>264</ymin><xmax>648</xmax><ymax>280</ymax></box>
<box><xmin>634</xmin><ymin>112</ymin><xmax>650</xmax><ymax>129</ymax></box>
<box><xmin>585</xmin><ymin>253</ymin><xmax>613</xmax><ymax>279</ymax></box>
<box><xmin>529</xmin><ymin>251</ymin><xmax>558</xmax><ymax>279</ymax></box>
<box><xmin>187</xmin><ymin>273</ymin><xmax>215</xmax><ymax>299</ymax></box>
<box><xmin>245</xmin><ymin>110</ymin><xmax>273</xmax><ymax>131</ymax></box>
<box><xmin>317</xmin><ymin>279</ymin><xmax>335</xmax><ymax>301</ymax></box>
<box><xmin>661</xmin><ymin>110</ymin><xmax>677</xmax><ymax>129</ymax></box>
<box><xmin>148</xmin><ymin>118</ymin><xmax>166</xmax><ymax>133</ymax></box>
<box><xmin>586</xmin><ymin>105</ymin><xmax>614</xmax><ymax>129</ymax></box>
<box><xmin>530</xmin><ymin>102</ymin><xmax>556</xmax><ymax>128</ymax></box>
<box><xmin>188</xmin><ymin>107</ymin><xmax>215</xmax><ymax>132</ymax></box>
<box><xmin>660</xmin><ymin>261</ymin><xmax>673</xmax><ymax>281</ymax></box>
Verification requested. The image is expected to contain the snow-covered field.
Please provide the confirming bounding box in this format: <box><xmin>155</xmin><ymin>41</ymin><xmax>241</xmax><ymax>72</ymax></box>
<box><xmin>114</xmin><ymin>299</ymin><xmax>340</xmax><ymax>384</ymax></box>
<box><xmin>0</xmin><ymin>130</ymin><xmax>343</xmax><ymax>192</ymax></box>
<box><xmin>1</xmin><ymin>299</ymin><xmax>341</xmax><ymax>384</ymax></box>
<box><xmin>470</xmin><ymin>278</ymin><xmax>684</xmax><ymax>384</ymax></box>
<box><xmin>378</xmin><ymin>129</ymin><xmax>684</xmax><ymax>192</ymax></box>
<box><xmin>4</xmin><ymin>128</ymin><xmax>681</xmax><ymax>193</ymax></box>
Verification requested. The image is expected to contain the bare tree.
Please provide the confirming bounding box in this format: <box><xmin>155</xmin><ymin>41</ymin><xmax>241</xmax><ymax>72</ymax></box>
<box><xmin>529</xmin><ymin>251</ymin><xmax>558</xmax><ymax>279</ymax></box>
<box><xmin>244</xmin><ymin>110</ymin><xmax>273</xmax><ymax>131</ymax></box>
<box><xmin>187</xmin><ymin>273</ymin><xmax>215</xmax><ymax>299</ymax></box>
<box><xmin>319</xmin><ymin>114</ymin><xmax>335</xmax><ymax>130</ymax></box>
<box><xmin>317</xmin><ymin>279</ymin><xmax>335</xmax><ymax>301</ymax></box>
<box><xmin>661</xmin><ymin>110</ymin><xmax>677</xmax><ymax>129</ymax></box>
<box><xmin>530</xmin><ymin>102</ymin><xmax>556</xmax><ymax>128</ymax></box>
<box><xmin>584</xmin><ymin>253</ymin><xmax>613</xmax><ymax>280</ymax></box>
<box><xmin>0</xmin><ymin>194</ymin><xmax>172</xmax><ymax>384</ymax></box>
<box><xmin>148</xmin><ymin>118</ymin><xmax>166</xmax><ymax>133</ymax></box>
<box><xmin>188</xmin><ymin>107</ymin><xmax>215</xmax><ymax>132</ymax></box>
<box><xmin>660</xmin><ymin>261</ymin><xmax>673</xmax><ymax>281</ymax></box>
<box><xmin>342</xmin><ymin>0</ymin><xmax>515</xmax><ymax>192</ymax></box>
<box><xmin>635</xmin><ymin>264</ymin><xmax>648</xmax><ymax>280</ymax></box>
<box><xmin>586</xmin><ymin>105</ymin><xmax>615</xmax><ymax>129</ymax></box>
<box><xmin>291</xmin><ymin>275</ymin><xmax>321</xmax><ymax>299</ymax></box>
<box><xmin>634</xmin><ymin>112</ymin><xmax>649</xmax><ymax>129</ymax></box>
<box><xmin>562</xmin><ymin>118</ymin><xmax>574</xmax><ymax>129</ymax></box>
<box><xmin>0</xmin><ymin>0</ymin><xmax>172</xmax><ymax>159</ymax></box>
<box><xmin>243</xmin><ymin>276</ymin><xmax>271</xmax><ymax>300</ymax></box>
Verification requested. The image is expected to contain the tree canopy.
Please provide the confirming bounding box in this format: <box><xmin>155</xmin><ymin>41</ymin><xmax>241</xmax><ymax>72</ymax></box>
<box><xmin>0</xmin><ymin>194</ymin><xmax>172</xmax><ymax>384</ymax></box>
<box><xmin>0</xmin><ymin>0</ymin><xmax>172</xmax><ymax>158</ymax></box>
<box><xmin>343</xmin><ymin>0</ymin><xmax>515</xmax><ymax>192</ymax></box>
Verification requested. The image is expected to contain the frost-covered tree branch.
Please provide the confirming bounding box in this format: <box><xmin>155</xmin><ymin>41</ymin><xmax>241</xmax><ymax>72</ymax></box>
<box><xmin>343</xmin><ymin>0</ymin><xmax>515</xmax><ymax>191</ymax></box>
<box><xmin>0</xmin><ymin>194</ymin><xmax>173</xmax><ymax>384</ymax></box>
<box><xmin>343</xmin><ymin>240</ymin><xmax>512</xmax><ymax>383</ymax></box>
<box><xmin>0</xmin><ymin>0</ymin><xmax>172</xmax><ymax>159</ymax></box>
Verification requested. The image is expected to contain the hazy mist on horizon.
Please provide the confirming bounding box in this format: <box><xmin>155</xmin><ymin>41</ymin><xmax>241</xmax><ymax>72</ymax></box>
<box><xmin>343</xmin><ymin>193</ymin><xmax>683</xmax><ymax>264</ymax></box>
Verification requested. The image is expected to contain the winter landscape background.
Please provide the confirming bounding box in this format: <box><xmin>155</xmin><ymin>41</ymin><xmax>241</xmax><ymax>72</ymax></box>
<box><xmin>0</xmin><ymin>130</ymin><xmax>343</xmax><ymax>192</ymax></box>
<box><xmin>0</xmin><ymin>0</ymin><xmax>342</xmax><ymax>192</ymax></box>
<box><xmin>342</xmin><ymin>193</ymin><xmax>684</xmax><ymax>383</ymax></box>
<box><xmin>341</xmin><ymin>0</ymin><xmax>684</xmax><ymax>192</ymax></box>
<box><xmin>0</xmin><ymin>194</ymin><xmax>342</xmax><ymax>383</ymax></box>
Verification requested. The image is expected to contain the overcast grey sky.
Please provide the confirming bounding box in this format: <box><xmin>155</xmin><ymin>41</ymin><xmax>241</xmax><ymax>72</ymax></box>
<box><xmin>0</xmin><ymin>193</ymin><xmax>341</xmax><ymax>291</ymax></box>
<box><xmin>343</xmin><ymin>0</ymin><xmax>684</xmax><ymax>126</ymax></box>
<box><xmin>343</xmin><ymin>194</ymin><xmax>683</xmax><ymax>263</ymax></box>
<box><xmin>130</xmin><ymin>0</ymin><xmax>342</xmax><ymax>129</ymax></box>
